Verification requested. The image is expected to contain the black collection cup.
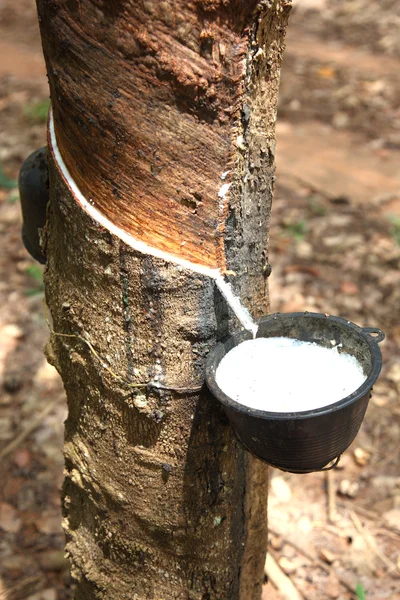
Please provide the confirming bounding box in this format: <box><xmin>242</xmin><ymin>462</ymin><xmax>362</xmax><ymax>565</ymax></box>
<box><xmin>205</xmin><ymin>312</ymin><xmax>385</xmax><ymax>473</ymax></box>
<box><xmin>19</xmin><ymin>147</ymin><xmax>49</xmax><ymax>264</ymax></box>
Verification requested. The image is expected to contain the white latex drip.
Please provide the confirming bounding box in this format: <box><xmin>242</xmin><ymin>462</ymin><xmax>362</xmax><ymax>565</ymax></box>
<box><xmin>216</xmin><ymin>337</ymin><xmax>367</xmax><ymax>412</ymax></box>
<box><xmin>49</xmin><ymin>110</ymin><xmax>258</xmax><ymax>337</ymax></box>
<box><xmin>215</xmin><ymin>275</ymin><xmax>258</xmax><ymax>338</ymax></box>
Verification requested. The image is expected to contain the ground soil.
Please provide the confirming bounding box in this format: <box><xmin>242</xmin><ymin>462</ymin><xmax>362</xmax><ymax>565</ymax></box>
<box><xmin>0</xmin><ymin>2</ymin><xmax>399</xmax><ymax>599</ymax></box>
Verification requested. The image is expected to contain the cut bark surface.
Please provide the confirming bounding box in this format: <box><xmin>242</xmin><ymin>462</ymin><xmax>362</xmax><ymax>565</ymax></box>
<box><xmin>37</xmin><ymin>0</ymin><xmax>289</xmax><ymax>270</ymax></box>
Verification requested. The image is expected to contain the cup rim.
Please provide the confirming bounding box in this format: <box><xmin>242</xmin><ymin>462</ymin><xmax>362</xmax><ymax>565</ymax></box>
<box><xmin>205</xmin><ymin>311</ymin><xmax>383</xmax><ymax>421</ymax></box>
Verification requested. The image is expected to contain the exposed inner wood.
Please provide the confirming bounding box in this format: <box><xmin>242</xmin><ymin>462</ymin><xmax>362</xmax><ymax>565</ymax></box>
<box><xmin>39</xmin><ymin>0</ymin><xmax>277</xmax><ymax>268</ymax></box>
<box><xmin>48</xmin><ymin>110</ymin><xmax>220</xmax><ymax>278</ymax></box>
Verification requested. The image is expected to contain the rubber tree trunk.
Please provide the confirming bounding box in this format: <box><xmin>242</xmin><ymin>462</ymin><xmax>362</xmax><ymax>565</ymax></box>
<box><xmin>37</xmin><ymin>1</ymin><xmax>291</xmax><ymax>598</ymax></box>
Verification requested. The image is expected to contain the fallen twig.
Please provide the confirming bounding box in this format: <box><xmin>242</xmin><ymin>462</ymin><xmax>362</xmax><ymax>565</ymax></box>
<box><xmin>0</xmin><ymin>398</ymin><xmax>59</xmax><ymax>463</ymax></box>
<box><xmin>265</xmin><ymin>552</ymin><xmax>304</xmax><ymax>600</ymax></box>
<box><xmin>0</xmin><ymin>575</ymin><xmax>41</xmax><ymax>600</ymax></box>
<box><xmin>338</xmin><ymin>502</ymin><xmax>379</xmax><ymax>521</ymax></box>
<box><xmin>338</xmin><ymin>502</ymin><xmax>400</xmax><ymax>536</ymax></box>
<box><xmin>312</xmin><ymin>521</ymin><xmax>350</xmax><ymax>536</ymax></box>
<box><xmin>268</xmin><ymin>526</ymin><xmax>356</xmax><ymax>594</ymax></box>
<box><xmin>375</xmin><ymin>443</ymin><xmax>400</xmax><ymax>467</ymax></box>
<box><xmin>349</xmin><ymin>510</ymin><xmax>400</xmax><ymax>576</ymax></box>
<box><xmin>374</xmin><ymin>528</ymin><xmax>400</xmax><ymax>541</ymax></box>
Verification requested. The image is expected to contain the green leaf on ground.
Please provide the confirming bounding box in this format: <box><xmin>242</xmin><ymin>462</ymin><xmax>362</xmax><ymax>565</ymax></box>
<box><xmin>309</xmin><ymin>197</ymin><xmax>327</xmax><ymax>216</ymax></box>
<box><xmin>26</xmin><ymin>264</ymin><xmax>44</xmax><ymax>283</ymax></box>
<box><xmin>389</xmin><ymin>215</ymin><xmax>400</xmax><ymax>246</ymax></box>
<box><xmin>25</xmin><ymin>264</ymin><xmax>45</xmax><ymax>296</ymax></box>
<box><xmin>283</xmin><ymin>219</ymin><xmax>308</xmax><ymax>241</ymax></box>
<box><xmin>7</xmin><ymin>191</ymin><xmax>20</xmax><ymax>204</ymax></box>
<box><xmin>355</xmin><ymin>582</ymin><xmax>366</xmax><ymax>600</ymax></box>
<box><xmin>23</xmin><ymin>98</ymin><xmax>50</xmax><ymax>124</ymax></box>
<box><xmin>0</xmin><ymin>163</ymin><xmax>17</xmax><ymax>189</ymax></box>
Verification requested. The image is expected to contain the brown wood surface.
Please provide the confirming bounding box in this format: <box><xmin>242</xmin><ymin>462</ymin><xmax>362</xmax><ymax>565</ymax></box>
<box><xmin>38</xmin><ymin>0</ymin><xmax>280</xmax><ymax>268</ymax></box>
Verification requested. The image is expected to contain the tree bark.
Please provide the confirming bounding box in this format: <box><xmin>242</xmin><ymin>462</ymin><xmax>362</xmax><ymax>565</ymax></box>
<box><xmin>37</xmin><ymin>1</ymin><xmax>291</xmax><ymax>598</ymax></box>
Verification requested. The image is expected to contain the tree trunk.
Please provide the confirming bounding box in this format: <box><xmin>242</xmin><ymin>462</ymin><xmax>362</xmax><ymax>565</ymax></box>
<box><xmin>37</xmin><ymin>1</ymin><xmax>291</xmax><ymax>598</ymax></box>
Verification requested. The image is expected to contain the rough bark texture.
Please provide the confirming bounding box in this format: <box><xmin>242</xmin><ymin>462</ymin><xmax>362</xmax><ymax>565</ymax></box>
<box><xmin>37</xmin><ymin>1</ymin><xmax>291</xmax><ymax>598</ymax></box>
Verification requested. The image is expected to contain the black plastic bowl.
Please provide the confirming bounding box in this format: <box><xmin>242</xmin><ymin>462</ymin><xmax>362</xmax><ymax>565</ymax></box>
<box><xmin>206</xmin><ymin>312</ymin><xmax>385</xmax><ymax>473</ymax></box>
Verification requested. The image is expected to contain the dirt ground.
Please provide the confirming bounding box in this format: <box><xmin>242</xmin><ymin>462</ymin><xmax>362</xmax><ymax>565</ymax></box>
<box><xmin>0</xmin><ymin>2</ymin><xmax>399</xmax><ymax>600</ymax></box>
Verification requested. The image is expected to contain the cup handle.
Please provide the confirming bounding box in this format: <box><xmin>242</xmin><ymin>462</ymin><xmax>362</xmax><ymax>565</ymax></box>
<box><xmin>362</xmin><ymin>327</ymin><xmax>385</xmax><ymax>344</ymax></box>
